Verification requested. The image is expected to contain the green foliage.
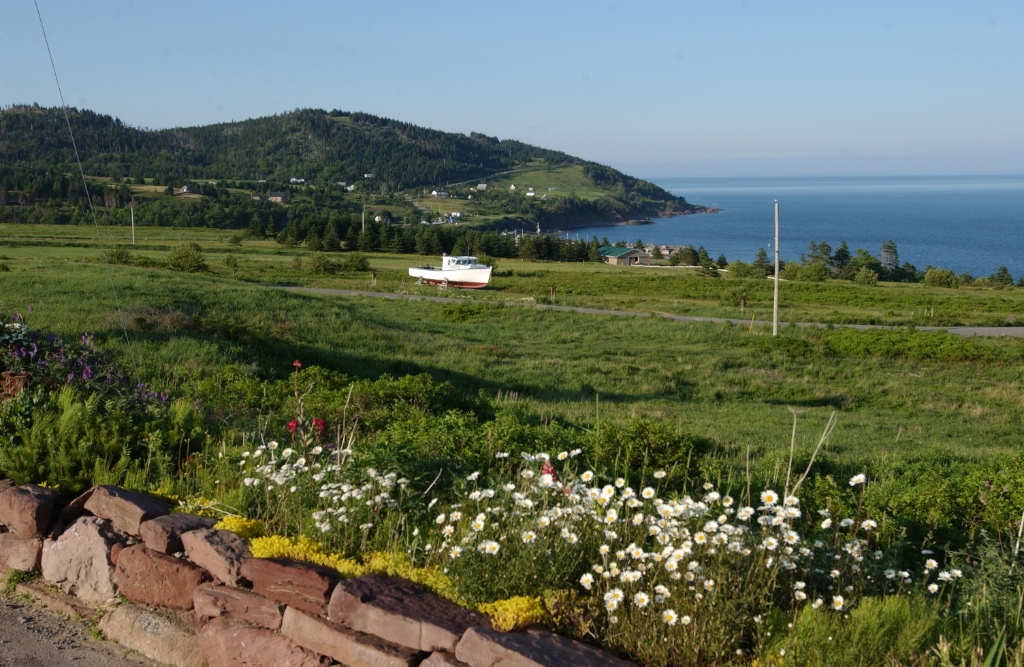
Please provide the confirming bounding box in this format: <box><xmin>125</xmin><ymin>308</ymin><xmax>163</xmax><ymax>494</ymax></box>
<box><xmin>854</xmin><ymin>267</ymin><xmax>879</xmax><ymax>285</ymax></box>
<box><xmin>776</xmin><ymin>596</ymin><xmax>941</xmax><ymax>666</ymax></box>
<box><xmin>167</xmin><ymin>242</ymin><xmax>208</xmax><ymax>272</ymax></box>
<box><xmin>780</xmin><ymin>261</ymin><xmax>801</xmax><ymax>280</ymax></box>
<box><xmin>943</xmin><ymin>535</ymin><xmax>1024</xmax><ymax>662</ymax></box>
<box><xmin>0</xmin><ymin>386</ymin><xmax>205</xmax><ymax>493</ymax></box>
<box><xmin>924</xmin><ymin>267</ymin><xmax>960</xmax><ymax>289</ymax></box>
<box><xmin>3</xmin><ymin>569</ymin><xmax>40</xmax><ymax>594</ymax></box>
<box><xmin>307</xmin><ymin>252</ymin><xmax>336</xmax><ymax>275</ymax></box>
<box><xmin>798</xmin><ymin>261</ymin><xmax>831</xmax><ymax>282</ymax></box>
<box><xmin>340</xmin><ymin>253</ymin><xmax>370</xmax><ymax>272</ymax></box>
<box><xmin>105</xmin><ymin>245</ymin><xmax>132</xmax><ymax>265</ymax></box>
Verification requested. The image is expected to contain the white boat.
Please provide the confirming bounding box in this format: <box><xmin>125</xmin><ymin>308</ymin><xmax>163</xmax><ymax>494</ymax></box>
<box><xmin>408</xmin><ymin>254</ymin><xmax>492</xmax><ymax>289</ymax></box>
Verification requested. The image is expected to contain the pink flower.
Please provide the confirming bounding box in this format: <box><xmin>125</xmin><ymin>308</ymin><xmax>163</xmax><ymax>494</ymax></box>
<box><xmin>293</xmin><ymin>359</ymin><xmax>303</xmax><ymax>370</ymax></box>
<box><xmin>287</xmin><ymin>420</ymin><xmax>298</xmax><ymax>434</ymax></box>
<box><xmin>541</xmin><ymin>461</ymin><xmax>557</xmax><ymax>482</ymax></box>
<box><xmin>313</xmin><ymin>418</ymin><xmax>325</xmax><ymax>435</ymax></box>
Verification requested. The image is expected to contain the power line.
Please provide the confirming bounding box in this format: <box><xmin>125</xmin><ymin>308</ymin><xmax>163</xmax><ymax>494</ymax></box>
<box><xmin>33</xmin><ymin>0</ymin><xmax>138</xmax><ymax>377</ymax></box>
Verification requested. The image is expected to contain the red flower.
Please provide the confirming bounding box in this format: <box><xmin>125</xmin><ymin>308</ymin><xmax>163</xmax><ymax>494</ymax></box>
<box><xmin>293</xmin><ymin>359</ymin><xmax>303</xmax><ymax>370</ymax></box>
<box><xmin>287</xmin><ymin>420</ymin><xmax>298</xmax><ymax>434</ymax></box>
<box><xmin>313</xmin><ymin>417</ymin><xmax>325</xmax><ymax>435</ymax></box>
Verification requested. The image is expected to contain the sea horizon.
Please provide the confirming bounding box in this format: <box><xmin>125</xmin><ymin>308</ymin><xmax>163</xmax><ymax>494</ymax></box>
<box><xmin>566</xmin><ymin>173</ymin><xmax>1024</xmax><ymax>279</ymax></box>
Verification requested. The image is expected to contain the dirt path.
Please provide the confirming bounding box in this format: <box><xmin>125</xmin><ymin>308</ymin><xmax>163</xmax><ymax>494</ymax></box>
<box><xmin>0</xmin><ymin>596</ymin><xmax>157</xmax><ymax>667</ymax></box>
<box><xmin>276</xmin><ymin>286</ymin><xmax>1024</xmax><ymax>339</ymax></box>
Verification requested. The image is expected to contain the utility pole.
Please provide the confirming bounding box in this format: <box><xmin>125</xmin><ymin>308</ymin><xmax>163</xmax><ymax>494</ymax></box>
<box><xmin>130</xmin><ymin>199</ymin><xmax>135</xmax><ymax>245</ymax></box>
<box><xmin>773</xmin><ymin>200</ymin><xmax>780</xmax><ymax>336</ymax></box>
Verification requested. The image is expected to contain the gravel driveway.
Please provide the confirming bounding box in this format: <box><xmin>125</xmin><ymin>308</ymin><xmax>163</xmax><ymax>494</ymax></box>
<box><xmin>0</xmin><ymin>596</ymin><xmax>157</xmax><ymax>667</ymax></box>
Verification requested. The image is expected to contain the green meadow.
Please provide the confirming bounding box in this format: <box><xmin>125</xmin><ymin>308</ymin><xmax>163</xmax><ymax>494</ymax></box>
<box><xmin>4</xmin><ymin>222</ymin><xmax>1024</xmax><ymax>664</ymax></box>
<box><xmin>3</xmin><ymin>222</ymin><xmax>1024</xmax><ymax>476</ymax></box>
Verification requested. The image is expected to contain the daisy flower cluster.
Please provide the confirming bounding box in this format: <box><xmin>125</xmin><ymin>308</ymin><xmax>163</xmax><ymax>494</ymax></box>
<box><xmin>430</xmin><ymin>458</ymin><xmax>956</xmax><ymax>662</ymax></box>
<box><xmin>237</xmin><ymin>430</ymin><xmax>408</xmax><ymax>555</ymax></box>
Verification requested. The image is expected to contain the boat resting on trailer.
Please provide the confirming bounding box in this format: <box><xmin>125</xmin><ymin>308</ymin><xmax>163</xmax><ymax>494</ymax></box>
<box><xmin>409</xmin><ymin>254</ymin><xmax>492</xmax><ymax>289</ymax></box>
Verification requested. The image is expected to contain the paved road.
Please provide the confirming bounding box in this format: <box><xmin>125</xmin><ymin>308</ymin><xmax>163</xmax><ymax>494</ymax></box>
<box><xmin>276</xmin><ymin>287</ymin><xmax>1024</xmax><ymax>339</ymax></box>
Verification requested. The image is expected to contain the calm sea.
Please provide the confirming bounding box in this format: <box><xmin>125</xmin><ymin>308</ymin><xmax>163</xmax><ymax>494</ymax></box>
<box><xmin>568</xmin><ymin>175</ymin><xmax>1024</xmax><ymax>278</ymax></box>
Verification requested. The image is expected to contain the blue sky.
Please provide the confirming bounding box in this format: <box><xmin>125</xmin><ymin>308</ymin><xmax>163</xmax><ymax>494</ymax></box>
<box><xmin>2</xmin><ymin>0</ymin><xmax>1022</xmax><ymax>177</ymax></box>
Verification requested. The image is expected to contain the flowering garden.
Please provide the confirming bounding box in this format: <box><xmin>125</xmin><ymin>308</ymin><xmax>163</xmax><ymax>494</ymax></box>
<box><xmin>3</xmin><ymin>310</ymin><xmax>1024</xmax><ymax>666</ymax></box>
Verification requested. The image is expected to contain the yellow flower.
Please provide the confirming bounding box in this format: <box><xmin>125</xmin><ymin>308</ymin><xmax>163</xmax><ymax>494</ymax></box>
<box><xmin>214</xmin><ymin>516</ymin><xmax>266</xmax><ymax>539</ymax></box>
<box><xmin>478</xmin><ymin>596</ymin><xmax>548</xmax><ymax>632</ymax></box>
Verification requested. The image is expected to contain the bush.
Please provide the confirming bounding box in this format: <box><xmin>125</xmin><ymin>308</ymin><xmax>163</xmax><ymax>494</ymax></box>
<box><xmin>923</xmin><ymin>267</ymin><xmax>959</xmax><ymax>289</ymax></box>
<box><xmin>854</xmin><ymin>267</ymin><xmax>879</xmax><ymax>285</ymax></box>
<box><xmin>798</xmin><ymin>261</ymin><xmax>831</xmax><ymax>282</ymax></box>
<box><xmin>167</xmin><ymin>242</ymin><xmax>208</xmax><ymax>273</ymax></box>
<box><xmin>780</xmin><ymin>261</ymin><xmax>801</xmax><ymax>280</ymax></box>
<box><xmin>340</xmin><ymin>253</ymin><xmax>371</xmax><ymax>272</ymax></box>
<box><xmin>307</xmin><ymin>252</ymin><xmax>336</xmax><ymax>275</ymax></box>
<box><xmin>106</xmin><ymin>245</ymin><xmax>133</xmax><ymax>265</ymax></box>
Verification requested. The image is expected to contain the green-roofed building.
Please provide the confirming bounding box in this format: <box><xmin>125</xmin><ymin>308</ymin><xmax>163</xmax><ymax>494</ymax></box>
<box><xmin>598</xmin><ymin>245</ymin><xmax>651</xmax><ymax>266</ymax></box>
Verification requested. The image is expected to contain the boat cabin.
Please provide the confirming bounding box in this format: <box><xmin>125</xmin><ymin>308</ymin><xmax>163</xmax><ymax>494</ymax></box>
<box><xmin>441</xmin><ymin>255</ymin><xmax>483</xmax><ymax>270</ymax></box>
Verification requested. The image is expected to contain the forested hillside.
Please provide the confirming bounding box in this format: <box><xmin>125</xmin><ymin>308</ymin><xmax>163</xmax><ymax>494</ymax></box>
<box><xmin>0</xmin><ymin>105</ymin><xmax>690</xmax><ymax>212</ymax></box>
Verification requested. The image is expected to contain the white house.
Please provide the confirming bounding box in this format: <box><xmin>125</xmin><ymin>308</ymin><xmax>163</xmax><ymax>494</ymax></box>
<box><xmin>431</xmin><ymin>190</ymin><xmax>450</xmax><ymax>198</ymax></box>
<box><xmin>346</xmin><ymin>185</ymin><xmax>356</xmax><ymax>191</ymax></box>
<box><xmin>476</xmin><ymin>183</ymin><xmax>488</xmax><ymax>191</ymax></box>
<box><xmin>509</xmin><ymin>184</ymin><xmax>516</xmax><ymax>191</ymax></box>
<box><xmin>290</xmin><ymin>177</ymin><xmax>305</xmax><ymax>184</ymax></box>
<box><xmin>364</xmin><ymin>173</ymin><xmax>375</xmax><ymax>179</ymax></box>
<box><xmin>526</xmin><ymin>191</ymin><xmax>536</xmax><ymax>197</ymax></box>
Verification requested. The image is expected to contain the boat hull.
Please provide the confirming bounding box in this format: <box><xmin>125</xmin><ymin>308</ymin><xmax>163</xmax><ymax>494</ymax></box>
<box><xmin>409</xmin><ymin>266</ymin><xmax>491</xmax><ymax>289</ymax></box>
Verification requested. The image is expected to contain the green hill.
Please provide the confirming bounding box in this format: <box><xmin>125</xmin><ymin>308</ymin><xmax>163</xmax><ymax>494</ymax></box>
<box><xmin>0</xmin><ymin>104</ymin><xmax>703</xmax><ymax>225</ymax></box>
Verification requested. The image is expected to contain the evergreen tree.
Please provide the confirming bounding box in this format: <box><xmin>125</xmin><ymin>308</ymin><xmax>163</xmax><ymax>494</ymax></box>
<box><xmin>753</xmin><ymin>247</ymin><xmax>771</xmax><ymax>278</ymax></box>
<box><xmin>990</xmin><ymin>265</ymin><xmax>1014</xmax><ymax>287</ymax></box>
<box><xmin>344</xmin><ymin>224</ymin><xmax>359</xmax><ymax>251</ymax></box>
<box><xmin>833</xmin><ymin>241</ymin><xmax>851</xmax><ymax>271</ymax></box>
<box><xmin>588</xmin><ymin>238</ymin><xmax>601</xmax><ymax>262</ymax></box>
<box><xmin>323</xmin><ymin>222</ymin><xmax>341</xmax><ymax>252</ymax></box>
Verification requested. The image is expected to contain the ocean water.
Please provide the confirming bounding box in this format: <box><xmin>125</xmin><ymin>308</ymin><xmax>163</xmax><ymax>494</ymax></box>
<box><xmin>568</xmin><ymin>175</ymin><xmax>1024</xmax><ymax>278</ymax></box>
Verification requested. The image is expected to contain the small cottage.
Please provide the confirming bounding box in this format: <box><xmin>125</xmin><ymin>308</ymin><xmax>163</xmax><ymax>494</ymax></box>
<box><xmin>598</xmin><ymin>246</ymin><xmax>651</xmax><ymax>266</ymax></box>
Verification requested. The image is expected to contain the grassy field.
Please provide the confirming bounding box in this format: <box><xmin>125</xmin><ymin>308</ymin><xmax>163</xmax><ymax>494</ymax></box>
<box><xmin>4</xmin><ymin>223</ymin><xmax>1024</xmax><ymax>476</ymax></box>
<box><xmin>5</xmin><ymin>223</ymin><xmax>1024</xmax><ymax>327</ymax></box>
<box><xmin>4</xmin><ymin>223</ymin><xmax>1024</xmax><ymax>665</ymax></box>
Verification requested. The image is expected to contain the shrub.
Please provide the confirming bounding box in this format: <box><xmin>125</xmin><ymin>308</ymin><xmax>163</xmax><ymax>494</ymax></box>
<box><xmin>307</xmin><ymin>252</ymin><xmax>336</xmax><ymax>275</ymax></box>
<box><xmin>780</xmin><ymin>261</ymin><xmax>801</xmax><ymax>280</ymax></box>
<box><xmin>340</xmin><ymin>253</ymin><xmax>371</xmax><ymax>272</ymax></box>
<box><xmin>106</xmin><ymin>245</ymin><xmax>133</xmax><ymax>265</ymax></box>
<box><xmin>923</xmin><ymin>268</ymin><xmax>959</xmax><ymax>289</ymax></box>
<box><xmin>167</xmin><ymin>242</ymin><xmax>208</xmax><ymax>272</ymax></box>
<box><xmin>854</xmin><ymin>267</ymin><xmax>879</xmax><ymax>285</ymax></box>
<box><xmin>798</xmin><ymin>261</ymin><xmax>830</xmax><ymax>282</ymax></box>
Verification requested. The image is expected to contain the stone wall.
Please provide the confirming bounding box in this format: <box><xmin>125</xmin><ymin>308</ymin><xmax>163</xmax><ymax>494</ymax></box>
<box><xmin>0</xmin><ymin>481</ymin><xmax>634</xmax><ymax>667</ymax></box>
